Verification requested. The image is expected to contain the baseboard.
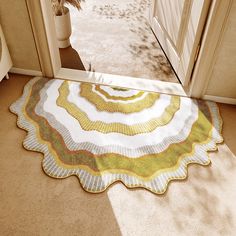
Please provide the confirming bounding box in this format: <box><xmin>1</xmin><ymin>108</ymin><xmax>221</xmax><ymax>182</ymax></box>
<box><xmin>10</xmin><ymin>67</ymin><xmax>43</xmax><ymax>77</ymax></box>
<box><xmin>203</xmin><ymin>95</ymin><xmax>236</xmax><ymax>105</ymax></box>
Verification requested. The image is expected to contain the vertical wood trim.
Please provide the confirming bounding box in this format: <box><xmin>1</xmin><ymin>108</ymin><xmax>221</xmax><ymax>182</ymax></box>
<box><xmin>26</xmin><ymin>0</ymin><xmax>61</xmax><ymax>77</ymax></box>
<box><xmin>40</xmin><ymin>0</ymin><xmax>61</xmax><ymax>76</ymax></box>
<box><xmin>179</xmin><ymin>0</ymin><xmax>211</xmax><ymax>87</ymax></box>
<box><xmin>188</xmin><ymin>0</ymin><xmax>233</xmax><ymax>98</ymax></box>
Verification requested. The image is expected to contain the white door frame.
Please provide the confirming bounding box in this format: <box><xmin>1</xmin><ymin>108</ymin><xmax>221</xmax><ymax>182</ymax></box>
<box><xmin>188</xmin><ymin>0</ymin><xmax>233</xmax><ymax>98</ymax></box>
<box><xmin>25</xmin><ymin>0</ymin><xmax>232</xmax><ymax>99</ymax></box>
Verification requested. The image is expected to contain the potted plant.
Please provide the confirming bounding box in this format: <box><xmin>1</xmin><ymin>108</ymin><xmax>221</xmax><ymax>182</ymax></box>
<box><xmin>51</xmin><ymin>0</ymin><xmax>82</xmax><ymax>48</ymax></box>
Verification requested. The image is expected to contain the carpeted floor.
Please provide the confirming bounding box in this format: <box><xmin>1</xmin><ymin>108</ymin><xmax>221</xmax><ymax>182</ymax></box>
<box><xmin>67</xmin><ymin>0</ymin><xmax>179</xmax><ymax>82</ymax></box>
<box><xmin>1</xmin><ymin>74</ymin><xmax>236</xmax><ymax>235</ymax></box>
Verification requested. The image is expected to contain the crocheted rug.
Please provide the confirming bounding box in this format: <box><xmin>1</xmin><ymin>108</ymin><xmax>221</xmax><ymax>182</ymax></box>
<box><xmin>10</xmin><ymin>77</ymin><xmax>223</xmax><ymax>194</ymax></box>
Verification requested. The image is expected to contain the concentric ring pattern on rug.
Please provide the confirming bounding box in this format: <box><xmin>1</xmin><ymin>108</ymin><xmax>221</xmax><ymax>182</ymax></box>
<box><xmin>10</xmin><ymin>77</ymin><xmax>223</xmax><ymax>194</ymax></box>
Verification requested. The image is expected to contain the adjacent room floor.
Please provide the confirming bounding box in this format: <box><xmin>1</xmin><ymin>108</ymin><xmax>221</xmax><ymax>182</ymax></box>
<box><xmin>0</xmin><ymin>74</ymin><xmax>236</xmax><ymax>235</ymax></box>
<box><xmin>62</xmin><ymin>0</ymin><xmax>179</xmax><ymax>83</ymax></box>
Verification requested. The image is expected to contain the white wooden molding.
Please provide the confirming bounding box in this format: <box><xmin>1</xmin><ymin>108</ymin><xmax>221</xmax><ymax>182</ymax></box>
<box><xmin>56</xmin><ymin>68</ymin><xmax>187</xmax><ymax>97</ymax></box>
<box><xmin>203</xmin><ymin>95</ymin><xmax>236</xmax><ymax>105</ymax></box>
<box><xmin>25</xmin><ymin>0</ymin><xmax>52</xmax><ymax>77</ymax></box>
<box><xmin>10</xmin><ymin>67</ymin><xmax>43</xmax><ymax>76</ymax></box>
<box><xmin>188</xmin><ymin>0</ymin><xmax>233</xmax><ymax>98</ymax></box>
<box><xmin>25</xmin><ymin>0</ymin><xmax>61</xmax><ymax>77</ymax></box>
<box><xmin>39</xmin><ymin>0</ymin><xmax>61</xmax><ymax>76</ymax></box>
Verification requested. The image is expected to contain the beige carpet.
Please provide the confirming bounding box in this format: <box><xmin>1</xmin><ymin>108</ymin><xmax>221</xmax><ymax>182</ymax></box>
<box><xmin>68</xmin><ymin>0</ymin><xmax>179</xmax><ymax>82</ymax></box>
<box><xmin>1</xmin><ymin>74</ymin><xmax>236</xmax><ymax>235</ymax></box>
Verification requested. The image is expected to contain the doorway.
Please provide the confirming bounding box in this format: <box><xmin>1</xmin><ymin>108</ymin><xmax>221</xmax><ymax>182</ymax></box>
<box><xmin>59</xmin><ymin>0</ymin><xmax>179</xmax><ymax>83</ymax></box>
<box><xmin>29</xmin><ymin>0</ymin><xmax>216</xmax><ymax>97</ymax></box>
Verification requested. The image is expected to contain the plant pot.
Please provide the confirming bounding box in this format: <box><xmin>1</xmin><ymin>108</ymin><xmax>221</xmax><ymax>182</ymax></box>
<box><xmin>54</xmin><ymin>7</ymin><xmax>72</xmax><ymax>48</ymax></box>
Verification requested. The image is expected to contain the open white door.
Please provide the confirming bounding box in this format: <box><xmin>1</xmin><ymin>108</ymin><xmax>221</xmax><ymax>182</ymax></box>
<box><xmin>150</xmin><ymin>0</ymin><xmax>210</xmax><ymax>86</ymax></box>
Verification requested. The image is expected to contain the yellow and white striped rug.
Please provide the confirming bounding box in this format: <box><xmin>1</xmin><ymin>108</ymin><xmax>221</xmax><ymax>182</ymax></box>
<box><xmin>10</xmin><ymin>77</ymin><xmax>223</xmax><ymax>194</ymax></box>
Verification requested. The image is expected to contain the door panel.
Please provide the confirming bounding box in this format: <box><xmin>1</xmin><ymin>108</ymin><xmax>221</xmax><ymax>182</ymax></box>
<box><xmin>150</xmin><ymin>0</ymin><xmax>210</xmax><ymax>86</ymax></box>
<box><xmin>154</xmin><ymin>0</ymin><xmax>188</xmax><ymax>48</ymax></box>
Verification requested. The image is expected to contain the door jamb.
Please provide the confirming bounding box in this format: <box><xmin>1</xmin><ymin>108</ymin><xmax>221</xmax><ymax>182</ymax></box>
<box><xmin>25</xmin><ymin>0</ymin><xmax>61</xmax><ymax>77</ymax></box>
<box><xmin>188</xmin><ymin>0</ymin><xmax>233</xmax><ymax>98</ymax></box>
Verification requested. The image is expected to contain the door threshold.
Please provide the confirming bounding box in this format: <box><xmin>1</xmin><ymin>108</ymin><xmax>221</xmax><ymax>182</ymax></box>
<box><xmin>56</xmin><ymin>68</ymin><xmax>187</xmax><ymax>97</ymax></box>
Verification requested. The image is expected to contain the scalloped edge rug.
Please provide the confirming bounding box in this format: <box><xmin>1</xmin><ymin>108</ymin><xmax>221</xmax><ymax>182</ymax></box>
<box><xmin>10</xmin><ymin>77</ymin><xmax>223</xmax><ymax>194</ymax></box>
